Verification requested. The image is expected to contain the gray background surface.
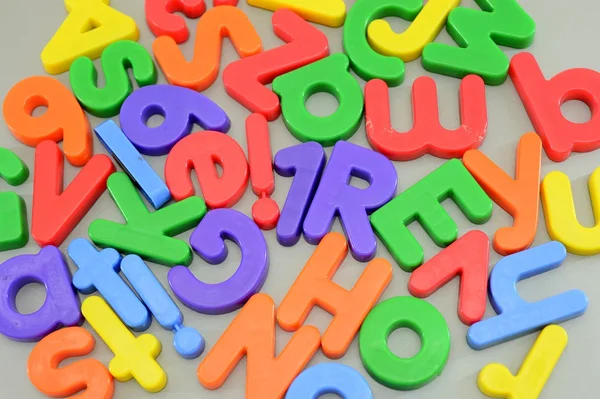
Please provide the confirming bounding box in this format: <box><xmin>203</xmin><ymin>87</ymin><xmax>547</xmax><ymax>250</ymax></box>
<box><xmin>0</xmin><ymin>1</ymin><xmax>596</xmax><ymax>398</ymax></box>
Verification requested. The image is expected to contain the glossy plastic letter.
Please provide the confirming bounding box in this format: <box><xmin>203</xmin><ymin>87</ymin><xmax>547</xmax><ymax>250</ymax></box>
<box><xmin>467</xmin><ymin>242</ymin><xmax>588</xmax><ymax>350</ymax></box>
<box><xmin>169</xmin><ymin>209</ymin><xmax>268</xmax><ymax>315</ymax></box>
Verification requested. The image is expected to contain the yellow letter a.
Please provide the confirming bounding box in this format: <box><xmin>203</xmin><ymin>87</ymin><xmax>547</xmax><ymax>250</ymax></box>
<box><xmin>41</xmin><ymin>0</ymin><xmax>139</xmax><ymax>75</ymax></box>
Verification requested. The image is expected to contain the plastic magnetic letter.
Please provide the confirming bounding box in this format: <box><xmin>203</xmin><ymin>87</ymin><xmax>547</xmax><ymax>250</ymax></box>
<box><xmin>359</xmin><ymin>296</ymin><xmax>450</xmax><ymax>390</ymax></box>
<box><xmin>0</xmin><ymin>246</ymin><xmax>82</xmax><ymax>342</ymax></box>
<box><xmin>272</xmin><ymin>53</ymin><xmax>364</xmax><ymax>146</ymax></box>
<box><xmin>274</xmin><ymin>142</ymin><xmax>326</xmax><ymax>246</ymax></box>
<box><xmin>367</xmin><ymin>0</ymin><xmax>459</xmax><ymax>62</ymax></box>
<box><xmin>32</xmin><ymin>141</ymin><xmax>114</xmax><ymax>247</ymax></box>
<box><xmin>370</xmin><ymin>159</ymin><xmax>492</xmax><ymax>271</ymax></box>
<box><xmin>478</xmin><ymin>325</ymin><xmax>568</xmax><ymax>399</ymax></box>
<box><xmin>278</xmin><ymin>232</ymin><xmax>392</xmax><ymax>358</ymax></box>
<box><xmin>82</xmin><ymin>296</ymin><xmax>167</xmax><ymax>393</ymax></box>
<box><xmin>365</xmin><ymin>75</ymin><xmax>487</xmax><ymax>161</ymax></box>
<box><xmin>169</xmin><ymin>209</ymin><xmax>268</xmax><ymax>314</ymax></box>
<box><xmin>509</xmin><ymin>52</ymin><xmax>600</xmax><ymax>162</ymax></box>
<box><xmin>422</xmin><ymin>0</ymin><xmax>535</xmax><ymax>85</ymax></box>
<box><xmin>463</xmin><ymin>132</ymin><xmax>541</xmax><ymax>255</ymax></box>
<box><xmin>247</xmin><ymin>0</ymin><xmax>345</xmax><ymax>27</ymax></box>
<box><xmin>119</xmin><ymin>84</ymin><xmax>230</xmax><ymax>156</ymax></box>
<box><xmin>145</xmin><ymin>0</ymin><xmax>206</xmax><ymax>43</ymax></box>
<box><xmin>408</xmin><ymin>231</ymin><xmax>490</xmax><ymax>325</ymax></box>
<box><xmin>27</xmin><ymin>327</ymin><xmax>114</xmax><ymax>399</ymax></box>
<box><xmin>304</xmin><ymin>141</ymin><xmax>396</xmax><ymax>261</ymax></box>
<box><xmin>246</xmin><ymin>113</ymin><xmax>280</xmax><ymax>230</ymax></box>
<box><xmin>41</xmin><ymin>0</ymin><xmax>139</xmax><ymax>75</ymax></box>
<box><xmin>197</xmin><ymin>294</ymin><xmax>321</xmax><ymax>399</ymax></box>
<box><xmin>164</xmin><ymin>131</ymin><xmax>249</xmax><ymax>207</ymax></box>
<box><xmin>70</xmin><ymin>40</ymin><xmax>157</xmax><ymax>118</ymax></box>
<box><xmin>121</xmin><ymin>255</ymin><xmax>205</xmax><ymax>359</ymax></box>
<box><xmin>222</xmin><ymin>9</ymin><xmax>329</xmax><ymax>121</ymax></box>
<box><xmin>0</xmin><ymin>191</ymin><xmax>28</xmax><ymax>252</ymax></box>
<box><xmin>0</xmin><ymin>148</ymin><xmax>29</xmax><ymax>187</ymax></box>
<box><xmin>95</xmin><ymin>120</ymin><xmax>171</xmax><ymax>209</ymax></box>
<box><xmin>541</xmin><ymin>167</ymin><xmax>600</xmax><ymax>255</ymax></box>
<box><xmin>286</xmin><ymin>363</ymin><xmax>372</xmax><ymax>399</ymax></box>
<box><xmin>68</xmin><ymin>238</ymin><xmax>150</xmax><ymax>332</ymax></box>
<box><xmin>467</xmin><ymin>242</ymin><xmax>588</xmax><ymax>350</ymax></box>
<box><xmin>343</xmin><ymin>0</ymin><xmax>418</xmax><ymax>86</ymax></box>
<box><xmin>0</xmin><ymin>148</ymin><xmax>29</xmax><ymax>251</ymax></box>
<box><xmin>2</xmin><ymin>76</ymin><xmax>92</xmax><ymax>166</ymax></box>
<box><xmin>89</xmin><ymin>172</ymin><xmax>206</xmax><ymax>267</ymax></box>
<box><xmin>154</xmin><ymin>5</ymin><xmax>262</xmax><ymax>92</ymax></box>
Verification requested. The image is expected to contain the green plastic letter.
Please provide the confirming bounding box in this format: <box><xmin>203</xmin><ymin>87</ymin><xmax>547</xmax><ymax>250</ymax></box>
<box><xmin>359</xmin><ymin>296</ymin><xmax>450</xmax><ymax>390</ymax></box>
<box><xmin>88</xmin><ymin>172</ymin><xmax>206</xmax><ymax>267</ymax></box>
<box><xmin>343</xmin><ymin>0</ymin><xmax>423</xmax><ymax>86</ymax></box>
<box><xmin>273</xmin><ymin>54</ymin><xmax>364</xmax><ymax>146</ymax></box>
<box><xmin>70</xmin><ymin>40</ymin><xmax>157</xmax><ymax>117</ymax></box>
<box><xmin>370</xmin><ymin>159</ymin><xmax>492</xmax><ymax>271</ymax></box>
<box><xmin>422</xmin><ymin>0</ymin><xmax>536</xmax><ymax>85</ymax></box>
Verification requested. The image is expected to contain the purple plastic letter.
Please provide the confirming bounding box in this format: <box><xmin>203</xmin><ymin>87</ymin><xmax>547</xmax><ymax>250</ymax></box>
<box><xmin>0</xmin><ymin>246</ymin><xmax>82</xmax><ymax>342</ymax></box>
<box><xmin>274</xmin><ymin>142</ymin><xmax>326</xmax><ymax>247</ymax></box>
<box><xmin>168</xmin><ymin>208</ymin><xmax>269</xmax><ymax>315</ymax></box>
<box><xmin>303</xmin><ymin>141</ymin><xmax>397</xmax><ymax>261</ymax></box>
<box><xmin>119</xmin><ymin>84</ymin><xmax>231</xmax><ymax>156</ymax></box>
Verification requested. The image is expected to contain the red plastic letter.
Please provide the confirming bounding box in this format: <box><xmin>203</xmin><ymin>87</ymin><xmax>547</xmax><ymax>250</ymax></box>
<box><xmin>153</xmin><ymin>6</ymin><xmax>262</xmax><ymax>91</ymax></box>
<box><xmin>246</xmin><ymin>113</ymin><xmax>280</xmax><ymax>230</ymax></box>
<box><xmin>408</xmin><ymin>230</ymin><xmax>490</xmax><ymax>325</ymax></box>
<box><xmin>365</xmin><ymin>75</ymin><xmax>487</xmax><ymax>161</ymax></box>
<box><xmin>197</xmin><ymin>293</ymin><xmax>320</xmax><ymax>399</ymax></box>
<box><xmin>145</xmin><ymin>0</ymin><xmax>206</xmax><ymax>43</ymax></box>
<box><xmin>510</xmin><ymin>52</ymin><xmax>600</xmax><ymax>162</ymax></box>
<box><xmin>28</xmin><ymin>327</ymin><xmax>114</xmax><ymax>399</ymax></box>
<box><xmin>463</xmin><ymin>132</ymin><xmax>542</xmax><ymax>255</ymax></box>
<box><xmin>277</xmin><ymin>232</ymin><xmax>393</xmax><ymax>358</ymax></box>
<box><xmin>164</xmin><ymin>131</ymin><xmax>248</xmax><ymax>208</ymax></box>
<box><xmin>222</xmin><ymin>8</ymin><xmax>329</xmax><ymax>121</ymax></box>
<box><xmin>2</xmin><ymin>76</ymin><xmax>92</xmax><ymax>166</ymax></box>
<box><xmin>32</xmin><ymin>141</ymin><xmax>114</xmax><ymax>247</ymax></box>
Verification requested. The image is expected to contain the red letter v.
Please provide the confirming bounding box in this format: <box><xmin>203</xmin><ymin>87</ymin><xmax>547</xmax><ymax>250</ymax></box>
<box><xmin>32</xmin><ymin>141</ymin><xmax>114</xmax><ymax>246</ymax></box>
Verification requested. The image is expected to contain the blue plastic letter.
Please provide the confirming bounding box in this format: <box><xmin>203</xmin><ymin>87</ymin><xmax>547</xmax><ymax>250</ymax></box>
<box><xmin>286</xmin><ymin>363</ymin><xmax>373</xmax><ymax>399</ymax></box>
<box><xmin>68</xmin><ymin>238</ymin><xmax>150</xmax><ymax>332</ymax></box>
<box><xmin>467</xmin><ymin>241</ymin><xmax>588</xmax><ymax>350</ymax></box>
<box><xmin>95</xmin><ymin>120</ymin><xmax>171</xmax><ymax>209</ymax></box>
<box><xmin>121</xmin><ymin>254</ymin><xmax>204</xmax><ymax>359</ymax></box>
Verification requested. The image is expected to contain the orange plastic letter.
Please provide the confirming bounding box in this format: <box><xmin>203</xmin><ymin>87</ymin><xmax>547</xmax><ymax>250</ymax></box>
<box><xmin>277</xmin><ymin>232</ymin><xmax>393</xmax><ymax>358</ymax></box>
<box><xmin>463</xmin><ymin>132</ymin><xmax>541</xmax><ymax>255</ymax></box>
<box><xmin>27</xmin><ymin>327</ymin><xmax>114</xmax><ymax>399</ymax></box>
<box><xmin>197</xmin><ymin>293</ymin><xmax>320</xmax><ymax>399</ymax></box>
<box><xmin>2</xmin><ymin>76</ymin><xmax>92</xmax><ymax>166</ymax></box>
<box><xmin>153</xmin><ymin>6</ymin><xmax>262</xmax><ymax>92</ymax></box>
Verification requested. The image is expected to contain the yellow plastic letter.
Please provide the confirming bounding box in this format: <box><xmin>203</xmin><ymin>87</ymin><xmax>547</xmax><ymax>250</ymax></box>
<box><xmin>81</xmin><ymin>296</ymin><xmax>167</xmax><ymax>393</ymax></box>
<box><xmin>367</xmin><ymin>0</ymin><xmax>460</xmax><ymax>62</ymax></box>
<box><xmin>478</xmin><ymin>325</ymin><xmax>568</xmax><ymax>399</ymax></box>
<box><xmin>541</xmin><ymin>167</ymin><xmax>600</xmax><ymax>255</ymax></box>
<box><xmin>247</xmin><ymin>0</ymin><xmax>346</xmax><ymax>27</ymax></box>
<box><xmin>41</xmin><ymin>0</ymin><xmax>139</xmax><ymax>74</ymax></box>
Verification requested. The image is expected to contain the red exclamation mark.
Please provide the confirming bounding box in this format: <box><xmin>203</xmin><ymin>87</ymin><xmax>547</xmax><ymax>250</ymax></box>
<box><xmin>246</xmin><ymin>113</ymin><xmax>280</xmax><ymax>230</ymax></box>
